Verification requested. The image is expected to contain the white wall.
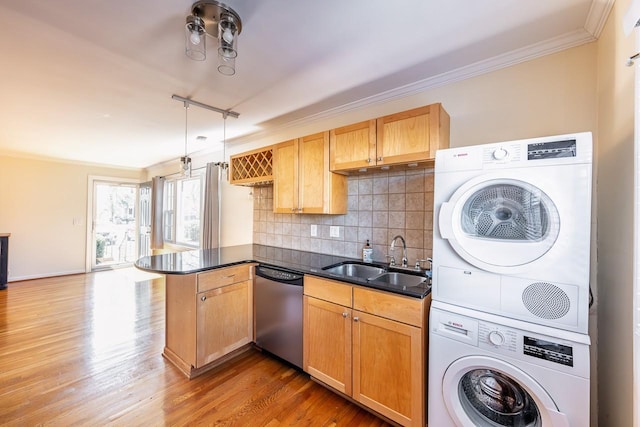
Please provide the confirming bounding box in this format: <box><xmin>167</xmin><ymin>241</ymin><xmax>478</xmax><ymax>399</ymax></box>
<box><xmin>0</xmin><ymin>155</ymin><xmax>144</xmax><ymax>281</ymax></box>
<box><xmin>596</xmin><ymin>0</ymin><xmax>636</xmax><ymax>425</ymax></box>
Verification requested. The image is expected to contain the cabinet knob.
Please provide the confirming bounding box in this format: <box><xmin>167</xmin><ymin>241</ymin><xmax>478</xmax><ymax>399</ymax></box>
<box><xmin>200</xmin><ymin>295</ymin><xmax>206</xmax><ymax>302</ymax></box>
<box><xmin>353</xmin><ymin>316</ymin><xmax>359</xmax><ymax>322</ymax></box>
<box><xmin>367</xmin><ymin>158</ymin><xmax>372</xmax><ymax>163</ymax></box>
<box><xmin>342</xmin><ymin>312</ymin><xmax>349</xmax><ymax>318</ymax></box>
<box><xmin>377</xmin><ymin>157</ymin><xmax>382</xmax><ymax>162</ymax></box>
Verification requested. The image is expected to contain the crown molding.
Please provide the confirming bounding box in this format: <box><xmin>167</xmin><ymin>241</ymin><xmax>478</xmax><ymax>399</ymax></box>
<box><xmin>584</xmin><ymin>0</ymin><xmax>615</xmax><ymax>37</ymax></box>
<box><xmin>229</xmin><ymin>27</ymin><xmax>600</xmax><ymax>146</ymax></box>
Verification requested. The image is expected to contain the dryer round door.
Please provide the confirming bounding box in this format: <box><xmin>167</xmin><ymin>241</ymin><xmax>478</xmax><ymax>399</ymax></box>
<box><xmin>438</xmin><ymin>176</ymin><xmax>560</xmax><ymax>274</ymax></box>
<box><xmin>442</xmin><ymin>356</ymin><xmax>569</xmax><ymax>427</ymax></box>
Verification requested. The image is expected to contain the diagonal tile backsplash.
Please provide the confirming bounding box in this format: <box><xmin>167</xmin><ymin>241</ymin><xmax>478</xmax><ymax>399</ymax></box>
<box><xmin>253</xmin><ymin>168</ymin><xmax>434</xmax><ymax>264</ymax></box>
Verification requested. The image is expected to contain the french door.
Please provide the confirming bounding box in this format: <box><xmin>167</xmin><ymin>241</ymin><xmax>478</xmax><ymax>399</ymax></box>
<box><xmin>90</xmin><ymin>179</ymin><xmax>139</xmax><ymax>271</ymax></box>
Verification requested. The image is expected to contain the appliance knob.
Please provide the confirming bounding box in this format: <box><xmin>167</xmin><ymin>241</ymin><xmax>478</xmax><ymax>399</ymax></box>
<box><xmin>488</xmin><ymin>330</ymin><xmax>505</xmax><ymax>346</ymax></box>
<box><xmin>493</xmin><ymin>147</ymin><xmax>508</xmax><ymax>160</ymax></box>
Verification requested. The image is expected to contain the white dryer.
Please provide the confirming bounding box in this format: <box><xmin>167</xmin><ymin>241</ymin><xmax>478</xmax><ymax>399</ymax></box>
<box><xmin>428</xmin><ymin>301</ymin><xmax>590</xmax><ymax>427</ymax></box>
<box><xmin>432</xmin><ymin>132</ymin><xmax>593</xmax><ymax>333</ymax></box>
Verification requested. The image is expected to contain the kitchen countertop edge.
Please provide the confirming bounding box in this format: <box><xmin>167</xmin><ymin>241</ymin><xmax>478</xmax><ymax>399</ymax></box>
<box><xmin>135</xmin><ymin>244</ymin><xmax>430</xmax><ymax>299</ymax></box>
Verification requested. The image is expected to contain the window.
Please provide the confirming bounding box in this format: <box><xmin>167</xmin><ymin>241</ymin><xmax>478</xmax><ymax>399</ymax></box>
<box><xmin>163</xmin><ymin>175</ymin><xmax>203</xmax><ymax>247</ymax></box>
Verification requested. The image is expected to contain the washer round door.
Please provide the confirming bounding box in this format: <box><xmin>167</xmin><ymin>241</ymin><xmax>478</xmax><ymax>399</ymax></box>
<box><xmin>438</xmin><ymin>176</ymin><xmax>560</xmax><ymax>274</ymax></box>
<box><xmin>442</xmin><ymin>356</ymin><xmax>569</xmax><ymax>427</ymax></box>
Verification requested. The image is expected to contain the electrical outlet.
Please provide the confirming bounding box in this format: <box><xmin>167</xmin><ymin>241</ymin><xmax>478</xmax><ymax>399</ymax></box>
<box><xmin>330</xmin><ymin>226</ymin><xmax>340</xmax><ymax>238</ymax></box>
<box><xmin>310</xmin><ymin>224</ymin><xmax>317</xmax><ymax>237</ymax></box>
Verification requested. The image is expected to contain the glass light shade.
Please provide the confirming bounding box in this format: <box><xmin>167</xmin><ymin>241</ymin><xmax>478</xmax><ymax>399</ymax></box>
<box><xmin>185</xmin><ymin>16</ymin><xmax>206</xmax><ymax>61</ymax></box>
<box><xmin>217</xmin><ymin>53</ymin><xmax>236</xmax><ymax>76</ymax></box>
<box><xmin>180</xmin><ymin>156</ymin><xmax>192</xmax><ymax>177</ymax></box>
<box><xmin>217</xmin><ymin>16</ymin><xmax>238</xmax><ymax>75</ymax></box>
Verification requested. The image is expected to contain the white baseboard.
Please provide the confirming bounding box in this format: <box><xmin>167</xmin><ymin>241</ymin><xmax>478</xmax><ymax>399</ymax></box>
<box><xmin>8</xmin><ymin>269</ymin><xmax>86</xmax><ymax>283</ymax></box>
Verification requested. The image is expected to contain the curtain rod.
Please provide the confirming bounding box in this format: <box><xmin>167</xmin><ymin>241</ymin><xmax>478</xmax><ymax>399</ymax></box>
<box><xmin>171</xmin><ymin>95</ymin><xmax>240</xmax><ymax>119</ymax></box>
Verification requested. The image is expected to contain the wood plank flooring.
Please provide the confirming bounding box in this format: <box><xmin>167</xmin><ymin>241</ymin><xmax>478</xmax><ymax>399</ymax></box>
<box><xmin>0</xmin><ymin>269</ymin><xmax>390</xmax><ymax>426</ymax></box>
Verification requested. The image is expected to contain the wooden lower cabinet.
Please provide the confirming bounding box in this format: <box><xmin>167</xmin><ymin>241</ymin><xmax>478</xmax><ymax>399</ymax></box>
<box><xmin>352</xmin><ymin>310</ymin><xmax>423</xmax><ymax>426</ymax></box>
<box><xmin>196</xmin><ymin>281</ymin><xmax>252</xmax><ymax>367</ymax></box>
<box><xmin>303</xmin><ymin>276</ymin><xmax>427</xmax><ymax>427</ymax></box>
<box><xmin>303</xmin><ymin>296</ymin><xmax>352</xmax><ymax>395</ymax></box>
<box><xmin>164</xmin><ymin>264</ymin><xmax>254</xmax><ymax>378</ymax></box>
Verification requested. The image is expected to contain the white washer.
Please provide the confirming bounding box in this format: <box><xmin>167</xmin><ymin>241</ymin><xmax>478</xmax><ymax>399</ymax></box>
<box><xmin>428</xmin><ymin>301</ymin><xmax>590</xmax><ymax>427</ymax></box>
<box><xmin>432</xmin><ymin>132</ymin><xmax>593</xmax><ymax>333</ymax></box>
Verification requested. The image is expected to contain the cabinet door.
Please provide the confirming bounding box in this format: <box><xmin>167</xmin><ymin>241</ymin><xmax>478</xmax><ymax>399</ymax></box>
<box><xmin>196</xmin><ymin>280</ymin><xmax>252</xmax><ymax>368</ymax></box>
<box><xmin>273</xmin><ymin>139</ymin><xmax>298</xmax><ymax>213</ymax></box>
<box><xmin>352</xmin><ymin>310</ymin><xmax>424</xmax><ymax>427</ymax></box>
<box><xmin>298</xmin><ymin>132</ymin><xmax>330</xmax><ymax>213</ymax></box>
<box><xmin>376</xmin><ymin>104</ymin><xmax>448</xmax><ymax>166</ymax></box>
<box><xmin>303</xmin><ymin>296</ymin><xmax>352</xmax><ymax>395</ymax></box>
<box><xmin>330</xmin><ymin>120</ymin><xmax>376</xmax><ymax>171</ymax></box>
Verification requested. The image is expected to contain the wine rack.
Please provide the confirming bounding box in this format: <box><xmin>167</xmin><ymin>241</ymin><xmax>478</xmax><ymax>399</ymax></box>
<box><xmin>229</xmin><ymin>146</ymin><xmax>273</xmax><ymax>186</ymax></box>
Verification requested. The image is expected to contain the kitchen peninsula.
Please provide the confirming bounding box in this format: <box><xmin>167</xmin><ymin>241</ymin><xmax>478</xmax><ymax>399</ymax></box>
<box><xmin>136</xmin><ymin>244</ymin><xmax>431</xmax><ymax>427</ymax></box>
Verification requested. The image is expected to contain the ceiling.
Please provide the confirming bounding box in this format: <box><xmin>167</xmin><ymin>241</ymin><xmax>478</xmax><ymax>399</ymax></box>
<box><xmin>0</xmin><ymin>0</ymin><xmax>612</xmax><ymax>169</ymax></box>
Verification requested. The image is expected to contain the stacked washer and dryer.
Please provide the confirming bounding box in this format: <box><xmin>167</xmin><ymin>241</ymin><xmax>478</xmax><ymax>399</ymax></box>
<box><xmin>429</xmin><ymin>132</ymin><xmax>593</xmax><ymax>427</ymax></box>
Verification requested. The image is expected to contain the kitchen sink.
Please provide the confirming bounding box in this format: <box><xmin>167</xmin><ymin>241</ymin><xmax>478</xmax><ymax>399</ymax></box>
<box><xmin>322</xmin><ymin>262</ymin><xmax>386</xmax><ymax>278</ymax></box>
<box><xmin>368</xmin><ymin>272</ymin><xmax>427</xmax><ymax>287</ymax></box>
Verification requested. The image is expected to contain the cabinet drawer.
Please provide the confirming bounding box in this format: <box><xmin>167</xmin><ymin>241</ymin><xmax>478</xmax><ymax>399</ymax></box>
<box><xmin>304</xmin><ymin>276</ymin><xmax>352</xmax><ymax>307</ymax></box>
<box><xmin>197</xmin><ymin>264</ymin><xmax>250</xmax><ymax>293</ymax></box>
<box><xmin>353</xmin><ymin>287</ymin><xmax>424</xmax><ymax>328</ymax></box>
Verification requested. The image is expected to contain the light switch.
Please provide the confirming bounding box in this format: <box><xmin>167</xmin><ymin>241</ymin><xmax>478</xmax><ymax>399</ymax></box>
<box><xmin>330</xmin><ymin>226</ymin><xmax>340</xmax><ymax>238</ymax></box>
<box><xmin>310</xmin><ymin>224</ymin><xmax>317</xmax><ymax>237</ymax></box>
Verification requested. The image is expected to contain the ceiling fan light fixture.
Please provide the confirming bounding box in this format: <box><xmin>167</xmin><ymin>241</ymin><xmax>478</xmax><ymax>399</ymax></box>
<box><xmin>185</xmin><ymin>0</ymin><xmax>242</xmax><ymax>76</ymax></box>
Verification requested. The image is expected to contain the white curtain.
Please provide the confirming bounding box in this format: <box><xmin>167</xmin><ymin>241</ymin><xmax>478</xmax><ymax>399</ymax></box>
<box><xmin>150</xmin><ymin>176</ymin><xmax>165</xmax><ymax>250</ymax></box>
<box><xmin>202</xmin><ymin>163</ymin><xmax>221</xmax><ymax>249</ymax></box>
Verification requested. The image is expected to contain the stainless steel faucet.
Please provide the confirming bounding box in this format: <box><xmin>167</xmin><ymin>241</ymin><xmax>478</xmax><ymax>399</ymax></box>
<box><xmin>389</xmin><ymin>235</ymin><xmax>408</xmax><ymax>268</ymax></box>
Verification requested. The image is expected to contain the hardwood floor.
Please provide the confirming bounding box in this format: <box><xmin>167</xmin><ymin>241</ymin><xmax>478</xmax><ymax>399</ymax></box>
<box><xmin>0</xmin><ymin>269</ymin><xmax>390</xmax><ymax>426</ymax></box>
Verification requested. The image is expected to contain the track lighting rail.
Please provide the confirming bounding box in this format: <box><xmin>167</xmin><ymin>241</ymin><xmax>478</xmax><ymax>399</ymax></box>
<box><xmin>171</xmin><ymin>94</ymin><xmax>240</xmax><ymax>119</ymax></box>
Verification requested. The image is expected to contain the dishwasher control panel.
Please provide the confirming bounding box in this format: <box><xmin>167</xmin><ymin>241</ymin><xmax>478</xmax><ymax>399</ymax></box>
<box><xmin>256</xmin><ymin>265</ymin><xmax>304</xmax><ymax>283</ymax></box>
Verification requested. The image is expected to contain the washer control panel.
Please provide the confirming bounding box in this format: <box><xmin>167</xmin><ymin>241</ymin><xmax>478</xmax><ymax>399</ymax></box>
<box><xmin>477</xmin><ymin>320</ymin><xmax>575</xmax><ymax>367</ymax></box>
<box><xmin>431</xmin><ymin>306</ymin><xmax>589</xmax><ymax>376</ymax></box>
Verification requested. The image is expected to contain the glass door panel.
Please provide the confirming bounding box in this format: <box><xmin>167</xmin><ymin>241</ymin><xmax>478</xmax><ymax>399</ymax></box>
<box><xmin>92</xmin><ymin>182</ymin><xmax>138</xmax><ymax>270</ymax></box>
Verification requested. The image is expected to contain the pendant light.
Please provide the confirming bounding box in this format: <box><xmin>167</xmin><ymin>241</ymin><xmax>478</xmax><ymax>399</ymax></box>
<box><xmin>180</xmin><ymin>102</ymin><xmax>192</xmax><ymax>178</ymax></box>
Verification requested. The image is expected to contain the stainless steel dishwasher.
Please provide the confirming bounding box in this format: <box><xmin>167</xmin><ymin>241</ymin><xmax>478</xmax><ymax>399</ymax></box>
<box><xmin>254</xmin><ymin>265</ymin><xmax>304</xmax><ymax>369</ymax></box>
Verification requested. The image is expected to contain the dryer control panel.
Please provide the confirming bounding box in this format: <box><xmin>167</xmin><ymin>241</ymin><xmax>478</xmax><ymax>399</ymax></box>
<box><xmin>527</xmin><ymin>139</ymin><xmax>577</xmax><ymax>160</ymax></box>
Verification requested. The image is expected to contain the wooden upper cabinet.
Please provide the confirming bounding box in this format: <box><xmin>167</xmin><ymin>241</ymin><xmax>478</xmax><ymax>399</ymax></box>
<box><xmin>377</xmin><ymin>103</ymin><xmax>449</xmax><ymax>166</ymax></box>
<box><xmin>273</xmin><ymin>132</ymin><xmax>347</xmax><ymax>214</ymax></box>
<box><xmin>329</xmin><ymin>103</ymin><xmax>450</xmax><ymax>172</ymax></box>
<box><xmin>273</xmin><ymin>139</ymin><xmax>298</xmax><ymax>213</ymax></box>
<box><xmin>330</xmin><ymin>120</ymin><xmax>377</xmax><ymax>171</ymax></box>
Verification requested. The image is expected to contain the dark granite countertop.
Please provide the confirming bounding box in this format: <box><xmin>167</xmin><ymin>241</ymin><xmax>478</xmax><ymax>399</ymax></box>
<box><xmin>135</xmin><ymin>244</ymin><xmax>430</xmax><ymax>299</ymax></box>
